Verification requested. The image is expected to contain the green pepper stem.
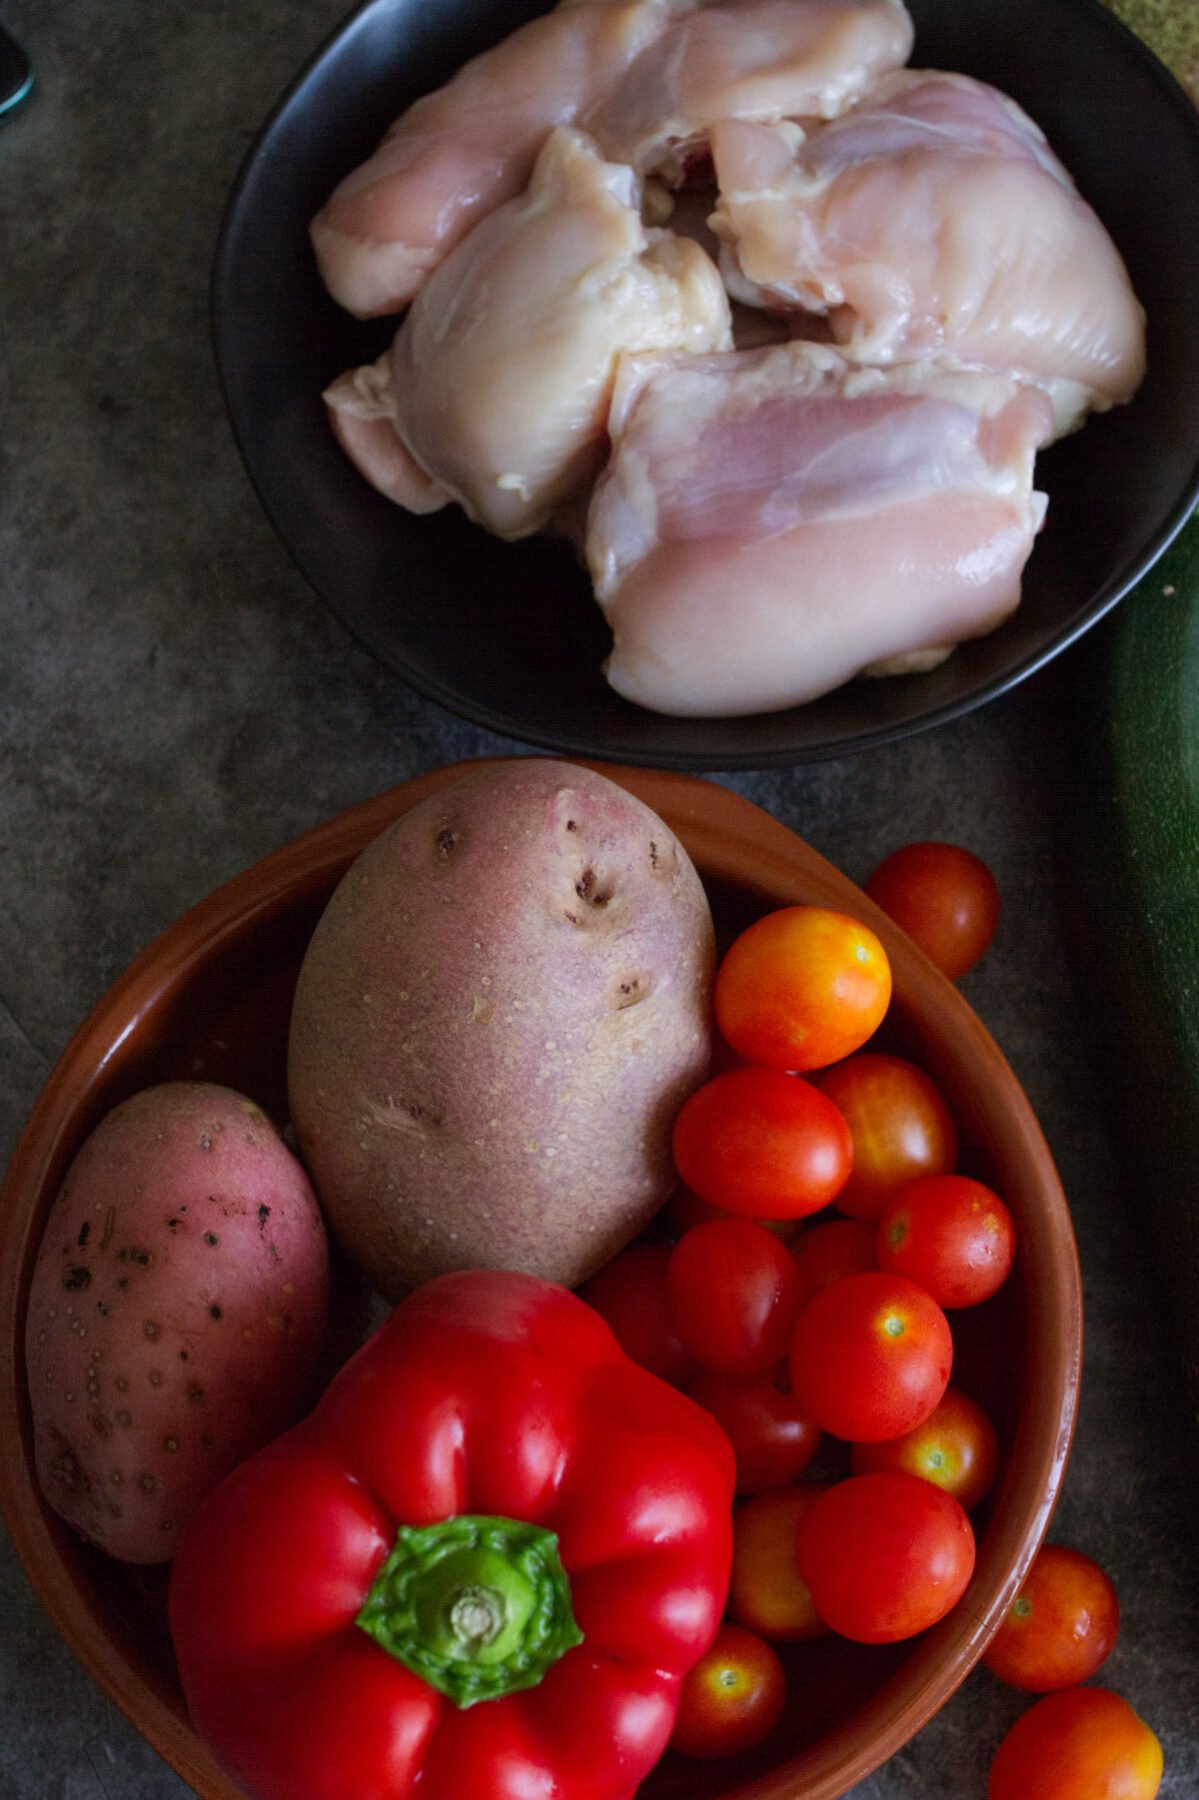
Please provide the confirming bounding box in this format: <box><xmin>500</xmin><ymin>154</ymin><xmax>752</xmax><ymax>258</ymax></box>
<box><xmin>356</xmin><ymin>1514</ymin><xmax>583</xmax><ymax>1708</ymax></box>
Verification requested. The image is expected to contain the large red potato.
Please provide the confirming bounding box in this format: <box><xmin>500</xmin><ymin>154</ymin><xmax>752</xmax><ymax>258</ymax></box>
<box><xmin>287</xmin><ymin>760</ymin><xmax>715</xmax><ymax>1297</ymax></box>
<box><xmin>25</xmin><ymin>1082</ymin><xmax>330</xmax><ymax>1563</ymax></box>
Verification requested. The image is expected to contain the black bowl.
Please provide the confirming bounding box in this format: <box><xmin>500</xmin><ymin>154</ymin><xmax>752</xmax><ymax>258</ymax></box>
<box><xmin>212</xmin><ymin>0</ymin><xmax>1199</xmax><ymax>769</ymax></box>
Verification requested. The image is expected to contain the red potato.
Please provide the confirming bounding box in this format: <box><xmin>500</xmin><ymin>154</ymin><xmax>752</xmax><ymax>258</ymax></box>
<box><xmin>25</xmin><ymin>1082</ymin><xmax>330</xmax><ymax>1564</ymax></box>
<box><xmin>287</xmin><ymin>760</ymin><xmax>715</xmax><ymax>1298</ymax></box>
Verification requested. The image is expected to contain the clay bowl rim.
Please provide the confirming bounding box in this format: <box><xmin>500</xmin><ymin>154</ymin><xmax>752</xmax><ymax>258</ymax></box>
<box><xmin>0</xmin><ymin>758</ymin><xmax>1082</xmax><ymax>1800</ymax></box>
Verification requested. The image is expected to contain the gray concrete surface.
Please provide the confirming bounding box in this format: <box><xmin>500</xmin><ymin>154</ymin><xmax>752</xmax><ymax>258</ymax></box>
<box><xmin>1</xmin><ymin>3</ymin><xmax>1197</xmax><ymax>1796</ymax></box>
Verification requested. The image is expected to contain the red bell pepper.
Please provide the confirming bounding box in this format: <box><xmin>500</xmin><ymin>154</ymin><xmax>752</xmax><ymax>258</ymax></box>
<box><xmin>168</xmin><ymin>1269</ymin><xmax>735</xmax><ymax>1800</ymax></box>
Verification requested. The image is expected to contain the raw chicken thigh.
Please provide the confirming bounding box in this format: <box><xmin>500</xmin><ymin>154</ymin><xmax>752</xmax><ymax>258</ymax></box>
<box><xmin>324</xmin><ymin>128</ymin><xmax>732</xmax><ymax>540</ymax></box>
<box><xmin>586</xmin><ymin>340</ymin><xmax>1055</xmax><ymax>716</ymax></box>
<box><xmin>710</xmin><ymin>70</ymin><xmax>1146</xmax><ymax>436</ymax></box>
<box><xmin>310</xmin><ymin>0</ymin><xmax>693</xmax><ymax>317</ymax></box>
<box><xmin>585</xmin><ymin>0</ymin><xmax>913</xmax><ymax>179</ymax></box>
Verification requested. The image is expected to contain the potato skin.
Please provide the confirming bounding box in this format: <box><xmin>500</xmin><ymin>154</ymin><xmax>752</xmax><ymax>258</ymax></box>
<box><xmin>287</xmin><ymin>760</ymin><xmax>715</xmax><ymax>1297</ymax></box>
<box><xmin>25</xmin><ymin>1082</ymin><xmax>330</xmax><ymax>1564</ymax></box>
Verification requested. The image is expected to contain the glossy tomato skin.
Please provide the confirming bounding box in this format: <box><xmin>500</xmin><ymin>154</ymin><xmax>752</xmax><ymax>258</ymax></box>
<box><xmin>878</xmin><ymin>1173</ymin><xmax>1016</xmax><ymax>1308</ymax></box>
<box><xmin>669</xmin><ymin>1623</ymin><xmax>787</xmax><ymax>1759</ymax></box>
<box><xmin>577</xmin><ymin>1242</ymin><xmax>696</xmax><ymax>1387</ymax></box>
<box><xmin>987</xmin><ymin>1687</ymin><xmax>1163</xmax><ymax>1800</ymax></box>
<box><xmin>789</xmin><ymin>1271</ymin><xmax>954</xmax><ymax>1442</ymax></box>
<box><xmin>668</xmin><ymin>1219</ymin><xmax>803</xmax><ymax>1377</ymax></box>
<box><xmin>866</xmin><ymin>841</ymin><xmax>1000</xmax><ymax>981</ymax></box>
<box><xmin>668</xmin><ymin>1185</ymin><xmax>801</xmax><ymax>1243</ymax></box>
<box><xmin>795</xmin><ymin>1471</ymin><xmax>975</xmax><ymax>1643</ymax></box>
<box><xmin>714</xmin><ymin>905</ymin><xmax>892</xmax><ymax>1073</ymax></box>
<box><xmin>983</xmin><ymin>1544</ymin><xmax>1120</xmax><ymax>1691</ymax></box>
<box><xmin>729</xmin><ymin>1484</ymin><xmax>829</xmax><ymax>1642</ymax></box>
<box><xmin>672</xmin><ymin>1066</ymin><xmax>853</xmax><ymax>1220</ymax></box>
<box><xmin>851</xmin><ymin>1386</ymin><xmax>1000</xmax><ymax>1513</ymax></box>
<box><xmin>792</xmin><ymin>1217</ymin><xmax>878</xmax><ymax>1308</ymax></box>
<box><xmin>814</xmin><ymin>1053</ymin><xmax>958</xmax><ymax>1223</ymax></box>
<box><xmin>688</xmin><ymin>1363</ymin><xmax>822</xmax><ymax>1494</ymax></box>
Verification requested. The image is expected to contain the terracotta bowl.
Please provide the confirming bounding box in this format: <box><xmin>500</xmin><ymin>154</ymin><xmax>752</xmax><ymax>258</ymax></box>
<box><xmin>0</xmin><ymin>760</ymin><xmax>1081</xmax><ymax>1799</ymax></box>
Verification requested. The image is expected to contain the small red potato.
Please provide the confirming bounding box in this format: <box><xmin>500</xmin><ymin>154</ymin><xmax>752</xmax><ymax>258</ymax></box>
<box><xmin>26</xmin><ymin>1082</ymin><xmax>330</xmax><ymax>1563</ymax></box>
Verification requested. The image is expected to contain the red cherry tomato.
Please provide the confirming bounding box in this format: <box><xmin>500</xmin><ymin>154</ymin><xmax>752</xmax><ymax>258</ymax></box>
<box><xmin>877</xmin><ymin>1173</ymin><xmax>1016</xmax><ymax>1309</ymax></box>
<box><xmin>792</xmin><ymin>1217</ymin><xmax>878</xmax><ymax>1309</ymax></box>
<box><xmin>668</xmin><ymin>1185</ymin><xmax>801</xmax><ymax>1243</ymax></box>
<box><xmin>669</xmin><ymin>1623</ymin><xmax>786</xmax><ymax>1760</ymax></box>
<box><xmin>789</xmin><ymin>1271</ymin><xmax>953</xmax><ymax>1442</ymax></box>
<box><xmin>729</xmin><ymin>1484</ymin><xmax>829</xmax><ymax>1642</ymax></box>
<box><xmin>667</xmin><ymin>1218</ymin><xmax>803</xmax><ymax>1377</ymax></box>
<box><xmin>795</xmin><ymin>1471</ymin><xmax>975</xmax><ymax>1643</ymax></box>
<box><xmin>851</xmin><ymin>1386</ymin><xmax>1000</xmax><ymax>1513</ymax></box>
<box><xmin>987</xmin><ymin>1687</ymin><xmax>1162</xmax><ymax>1800</ymax></box>
<box><xmin>688</xmin><ymin>1363</ymin><xmax>822</xmax><ymax>1494</ymax></box>
<box><xmin>672</xmin><ymin>1066</ymin><xmax>853</xmax><ymax>1221</ymax></box>
<box><xmin>983</xmin><ymin>1544</ymin><xmax>1120</xmax><ymax>1692</ymax></box>
<box><xmin>865</xmin><ymin>841</ymin><xmax>1000</xmax><ymax>981</ymax></box>
<box><xmin>714</xmin><ymin>905</ymin><xmax>892</xmax><ymax>1072</ymax></box>
<box><xmin>814</xmin><ymin>1053</ymin><xmax>958</xmax><ymax>1223</ymax></box>
<box><xmin>577</xmin><ymin>1241</ymin><xmax>695</xmax><ymax>1387</ymax></box>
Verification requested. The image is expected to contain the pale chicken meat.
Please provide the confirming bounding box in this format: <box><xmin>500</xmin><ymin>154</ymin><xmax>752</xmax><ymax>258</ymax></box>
<box><xmin>324</xmin><ymin>128</ymin><xmax>732</xmax><ymax>541</ymax></box>
<box><xmin>585</xmin><ymin>340</ymin><xmax>1055</xmax><ymax>717</ymax></box>
<box><xmin>586</xmin><ymin>0</ymin><xmax>913</xmax><ymax>180</ymax></box>
<box><xmin>310</xmin><ymin>0</ymin><xmax>695</xmax><ymax>318</ymax></box>
<box><xmin>710</xmin><ymin>70</ymin><xmax>1146</xmax><ymax>436</ymax></box>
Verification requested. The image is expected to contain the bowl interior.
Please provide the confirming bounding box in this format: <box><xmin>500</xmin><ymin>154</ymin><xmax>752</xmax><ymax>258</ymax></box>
<box><xmin>210</xmin><ymin>0</ymin><xmax>1199</xmax><ymax>769</ymax></box>
<box><xmin>0</xmin><ymin>761</ymin><xmax>1081</xmax><ymax>1799</ymax></box>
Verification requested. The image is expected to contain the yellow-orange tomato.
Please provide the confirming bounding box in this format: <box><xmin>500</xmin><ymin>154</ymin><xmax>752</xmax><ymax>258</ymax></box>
<box><xmin>714</xmin><ymin>906</ymin><xmax>892</xmax><ymax>1073</ymax></box>
<box><xmin>729</xmin><ymin>1485</ymin><xmax>829</xmax><ymax>1642</ymax></box>
<box><xmin>988</xmin><ymin>1687</ymin><xmax>1162</xmax><ymax>1800</ymax></box>
<box><xmin>851</xmin><ymin>1386</ymin><xmax>1000</xmax><ymax>1513</ymax></box>
<box><xmin>814</xmin><ymin>1053</ymin><xmax>958</xmax><ymax>1223</ymax></box>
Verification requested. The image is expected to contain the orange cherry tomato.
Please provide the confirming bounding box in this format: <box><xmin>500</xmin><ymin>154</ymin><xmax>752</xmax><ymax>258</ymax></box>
<box><xmin>983</xmin><ymin>1544</ymin><xmax>1120</xmax><ymax>1692</ymax></box>
<box><xmin>987</xmin><ymin>1687</ymin><xmax>1162</xmax><ymax>1800</ymax></box>
<box><xmin>877</xmin><ymin>1173</ymin><xmax>1016</xmax><ymax>1309</ymax></box>
<box><xmin>729</xmin><ymin>1484</ymin><xmax>829</xmax><ymax>1643</ymax></box>
<box><xmin>669</xmin><ymin>1623</ymin><xmax>786</xmax><ymax>1760</ymax></box>
<box><xmin>814</xmin><ymin>1053</ymin><xmax>958</xmax><ymax>1223</ymax></box>
<box><xmin>789</xmin><ymin>1271</ymin><xmax>953</xmax><ymax>1442</ymax></box>
<box><xmin>851</xmin><ymin>1386</ymin><xmax>1000</xmax><ymax>1513</ymax></box>
<box><xmin>714</xmin><ymin>905</ymin><xmax>892</xmax><ymax>1073</ymax></box>
<box><xmin>866</xmin><ymin>841</ymin><xmax>1000</xmax><ymax>981</ymax></box>
<box><xmin>792</xmin><ymin>1217</ymin><xmax>878</xmax><ymax>1308</ymax></box>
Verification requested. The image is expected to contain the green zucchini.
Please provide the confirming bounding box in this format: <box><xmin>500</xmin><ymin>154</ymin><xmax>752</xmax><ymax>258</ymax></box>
<box><xmin>1058</xmin><ymin>510</ymin><xmax>1199</xmax><ymax>1432</ymax></box>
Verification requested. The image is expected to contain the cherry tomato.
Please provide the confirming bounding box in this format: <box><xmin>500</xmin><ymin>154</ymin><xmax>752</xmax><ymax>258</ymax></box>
<box><xmin>814</xmin><ymin>1053</ymin><xmax>958</xmax><ymax>1223</ymax></box>
<box><xmin>983</xmin><ymin>1544</ymin><xmax>1120</xmax><ymax>1692</ymax></box>
<box><xmin>865</xmin><ymin>841</ymin><xmax>1000</xmax><ymax>981</ymax></box>
<box><xmin>987</xmin><ymin>1687</ymin><xmax>1162</xmax><ymax>1800</ymax></box>
<box><xmin>669</xmin><ymin>1623</ymin><xmax>786</xmax><ymax>1759</ymax></box>
<box><xmin>577</xmin><ymin>1241</ymin><xmax>695</xmax><ymax>1387</ymax></box>
<box><xmin>668</xmin><ymin>1185</ymin><xmax>801</xmax><ymax>1243</ymax></box>
<box><xmin>789</xmin><ymin>1271</ymin><xmax>953</xmax><ymax>1442</ymax></box>
<box><xmin>667</xmin><ymin>1218</ymin><xmax>803</xmax><ymax>1377</ymax></box>
<box><xmin>877</xmin><ymin>1173</ymin><xmax>1016</xmax><ymax>1309</ymax></box>
<box><xmin>688</xmin><ymin>1363</ymin><xmax>822</xmax><ymax>1493</ymax></box>
<box><xmin>729</xmin><ymin>1484</ymin><xmax>829</xmax><ymax>1642</ymax></box>
<box><xmin>672</xmin><ymin>1066</ymin><xmax>853</xmax><ymax>1220</ymax></box>
<box><xmin>792</xmin><ymin>1217</ymin><xmax>878</xmax><ymax>1308</ymax></box>
<box><xmin>714</xmin><ymin>905</ymin><xmax>892</xmax><ymax>1072</ymax></box>
<box><xmin>795</xmin><ymin>1470</ymin><xmax>975</xmax><ymax>1643</ymax></box>
<box><xmin>851</xmin><ymin>1386</ymin><xmax>1000</xmax><ymax>1512</ymax></box>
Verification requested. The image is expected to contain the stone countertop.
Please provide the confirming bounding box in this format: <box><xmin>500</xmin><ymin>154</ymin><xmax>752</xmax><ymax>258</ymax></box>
<box><xmin>1</xmin><ymin>3</ymin><xmax>1197</xmax><ymax>1796</ymax></box>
